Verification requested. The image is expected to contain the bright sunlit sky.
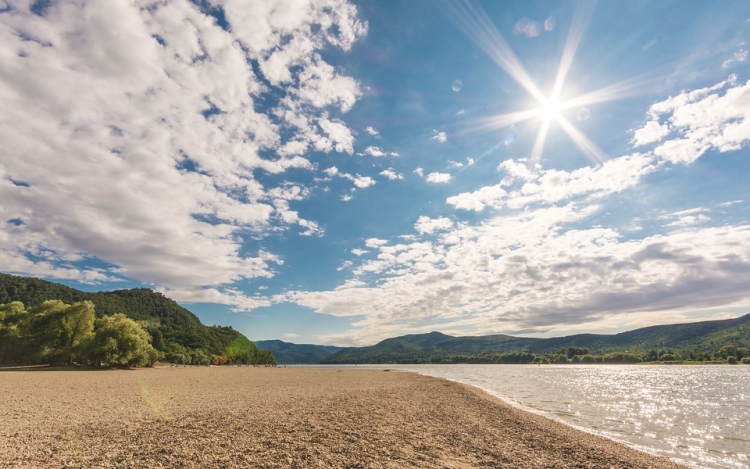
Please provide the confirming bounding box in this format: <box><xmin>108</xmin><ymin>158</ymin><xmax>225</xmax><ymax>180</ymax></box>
<box><xmin>2</xmin><ymin>0</ymin><xmax>750</xmax><ymax>346</ymax></box>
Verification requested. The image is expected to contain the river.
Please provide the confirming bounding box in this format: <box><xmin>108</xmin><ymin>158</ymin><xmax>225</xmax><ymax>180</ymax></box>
<box><xmin>382</xmin><ymin>364</ymin><xmax>750</xmax><ymax>469</ymax></box>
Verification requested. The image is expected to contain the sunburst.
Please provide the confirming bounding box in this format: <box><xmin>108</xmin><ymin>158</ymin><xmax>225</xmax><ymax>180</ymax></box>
<box><xmin>445</xmin><ymin>0</ymin><xmax>655</xmax><ymax>165</ymax></box>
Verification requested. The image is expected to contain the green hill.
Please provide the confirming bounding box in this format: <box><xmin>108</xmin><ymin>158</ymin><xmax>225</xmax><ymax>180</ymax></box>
<box><xmin>0</xmin><ymin>273</ymin><xmax>274</xmax><ymax>365</ymax></box>
<box><xmin>254</xmin><ymin>340</ymin><xmax>343</xmax><ymax>363</ymax></box>
<box><xmin>322</xmin><ymin>314</ymin><xmax>750</xmax><ymax>364</ymax></box>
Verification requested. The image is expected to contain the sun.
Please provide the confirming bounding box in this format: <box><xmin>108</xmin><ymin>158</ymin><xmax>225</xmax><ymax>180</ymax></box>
<box><xmin>448</xmin><ymin>1</ymin><xmax>648</xmax><ymax>165</ymax></box>
<box><xmin>538</xmin><ymin>97</ymin><xmax>563</xmax><ymax>121</ymax></box>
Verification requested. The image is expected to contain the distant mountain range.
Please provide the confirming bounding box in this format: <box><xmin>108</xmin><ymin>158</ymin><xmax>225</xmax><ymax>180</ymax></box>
<box><xmin>254</xmin><ymin>340</ymin><xmax>343</xmax><ymax>364</ymax></box>
<box><xmin>257</xmin><ymin>314</ymin><xmax>750</xmax><ymax>364</ymax></box>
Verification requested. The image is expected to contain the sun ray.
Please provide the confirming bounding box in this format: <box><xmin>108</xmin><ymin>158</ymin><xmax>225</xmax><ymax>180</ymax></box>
<box><xmin>442</xmin><ymin>0</ymin><xmax>546</xmax><ymax>103</ymax></box>
<box><xmin>463</xmin><ymin>109</ymin><xmax>541</xmax><ymax>134</ymax></box>
<box><xmin>446</xmin><ymin>0</ymin><xmax>644</xmax><ymax>166</ymax></box>
<box><xmin>551</xmin><ymin>1</ymin><xmax>595</xmax><ymax>100</ymax></box>
<box><xmin>529</xmin><ymin>118</ymin><xmax>552</xmax><ymax>163</ymax></box>
<box><xmin>557</xmin><ymin>116</ymin><xmax>606</xmax><ymax>164</ymax></box>
<box><xmin>563</xmin><ymin>73</ymin><xmax>663</xmax><ymax>109</ymax></box>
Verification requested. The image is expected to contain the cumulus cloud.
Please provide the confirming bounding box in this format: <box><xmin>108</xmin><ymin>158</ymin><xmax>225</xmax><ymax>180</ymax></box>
<box><xmin>324</xmin><ymin>166</ymin><xmax>340</xmax><ymax>177</ymax></box>
<box><xmin>379</xmin><ymin>169</ymin><xmax>404</xmax><ymax>180</ymax></box>
<box><xmin>447</xmin><ymin>153</ymin><xmax>657</xmax><ymax>211</ymax></box>
<box><xmin>0</xmin><ymin>0</ymin><xmax>367</xmax><ymax>289</ymax></box>
<box><xmin>282</xmin><ymin>202</ymin><xmax>750</xmax><ymax>344</ymax></box>
<box><xmin>362</xmin><ymin>146</ymin><xmax>386</xmax><ymax>157</ymax></box>
<box><xmin>342</xmin><ymin>174</ymin><xmax>375</xmax><ymax>188</ymax></box>
<box><xmin>414</xmin><ymin>216</ymin><xmax>454</xmax><ymax>235</ymax></box>
<box><xmin>634</xmin><ymin>75</ymin><xmax>750</xmax><ymax>164</ymax></box>
<box><xmin>632</xmin><ymin>121</ymin><xmax>671</xmax><ymax>146</ymax></box>
<box><xmin>426</xmin><ymin>172</ymin><xmax>452</xmax><ymax>184</ymax></box>
<box><xmin>364</xmin><ymin>126</ymin><xmax>379</xmax><ymax>136</ymax></box>
<box><xmin>413</xmin><ymin>167</ymin><xmax>424</xmax><ymax>177</ymax></box>
<box><xmin>431</xmin><ymin>130</ymin><xmax>448</xmax><ymax>143</ymax></box>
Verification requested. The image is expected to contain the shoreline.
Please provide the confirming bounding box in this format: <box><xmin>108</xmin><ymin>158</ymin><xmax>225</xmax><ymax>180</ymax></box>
<box><xmin>0</xmin><ymin>367</ymin><xmax>687</xmax><ymax>468</ymax></box>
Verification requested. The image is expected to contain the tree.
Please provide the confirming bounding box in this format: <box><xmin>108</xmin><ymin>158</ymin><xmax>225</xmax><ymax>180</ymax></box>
<box><xmin>0</xmin><ymin>301</ymin><xmax>28</xmax><ymax>363</ymax></box>
<box><xmin>88</xmin><ymin>313</ymin><xmax>158</xmax><ymax>367</ymax></box>
<box><xmin>24</xmin><ymin>300</ymin><xmax>96</xmax><ymax>365</ymax></box>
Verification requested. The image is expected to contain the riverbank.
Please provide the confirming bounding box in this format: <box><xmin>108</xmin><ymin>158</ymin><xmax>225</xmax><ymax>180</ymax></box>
<box><xmin>0</xmin><ymin>367</ymin><xmax>686</xmax><ymax>468</ymax></box>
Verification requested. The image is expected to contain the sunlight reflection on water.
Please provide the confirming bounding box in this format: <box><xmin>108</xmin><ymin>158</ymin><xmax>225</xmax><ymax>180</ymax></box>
<box><xmin>393</xmin><ymin>365</ymin><xmax>750</xmax><ymax>469</ymax></box>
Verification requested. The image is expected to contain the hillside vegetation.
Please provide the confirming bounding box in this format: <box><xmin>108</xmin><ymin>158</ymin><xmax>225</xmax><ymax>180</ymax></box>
<box><xmin>0</xmin><ymin>273</ymin><xmax>275</xmax><ymax>366</ymax></box>
<box><xmin>323</xmin><ymin>315</ymin><xmax>750</xmax><ymax>364</ymax></box>
<box><xmin>255</xmin><ymin>340</ymin><xmax>343</xmax><ymax>363</ymax></box>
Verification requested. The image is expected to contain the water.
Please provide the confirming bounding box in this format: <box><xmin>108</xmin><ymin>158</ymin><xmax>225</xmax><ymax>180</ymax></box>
<box><xmin>387</xmin><ymin>364</ymin><xmax>750</xmax><ymax>469</ymax></box>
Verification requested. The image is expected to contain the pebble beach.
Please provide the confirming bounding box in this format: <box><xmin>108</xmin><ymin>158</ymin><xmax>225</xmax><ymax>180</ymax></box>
<box><xmin>0</xmin><ymin>367</ymin><xmax>687</xmax><ymax>468</ymax></box>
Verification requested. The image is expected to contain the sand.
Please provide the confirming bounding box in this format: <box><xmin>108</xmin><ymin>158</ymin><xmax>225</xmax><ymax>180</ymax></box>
<box><xmin>0</xmin><ymin>366</ymin><xmax>686</xmax><ymax>468</ymax></box>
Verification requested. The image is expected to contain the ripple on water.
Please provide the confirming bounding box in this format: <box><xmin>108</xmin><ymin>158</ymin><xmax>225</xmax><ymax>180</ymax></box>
<box><xmin>395</xmin><ymin>364</ymin><xmax>750</xmax><ymax>469</ymax></box>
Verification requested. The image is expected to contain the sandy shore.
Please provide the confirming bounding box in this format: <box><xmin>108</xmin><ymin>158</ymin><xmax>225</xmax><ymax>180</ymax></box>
<box><xmin>0</xmin><ymin>367</ymin><xmax>686</xmax><ymax>468</ymax></box>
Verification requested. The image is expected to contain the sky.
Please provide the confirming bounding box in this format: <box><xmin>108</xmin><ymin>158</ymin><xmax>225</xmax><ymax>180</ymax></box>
<box><xmin>2</xmin><ymin>0</ymin><xmax>750</xmax><ymax>346</ymax></box>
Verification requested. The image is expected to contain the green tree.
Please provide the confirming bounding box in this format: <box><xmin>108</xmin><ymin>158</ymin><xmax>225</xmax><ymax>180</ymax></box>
<box><xmin>88</xmin><ymin>313</ymin><xmax>158</xmax><ymax>367</ymax></box>
<box><xmin>25</xmin><ymin>300</ymin><xmax>96</xmax><ymax>365</ymax></box>
<box><xmin>0</xmin><ymin>301</ymin><xmax>29</xmax><ymax>363</ymax></box>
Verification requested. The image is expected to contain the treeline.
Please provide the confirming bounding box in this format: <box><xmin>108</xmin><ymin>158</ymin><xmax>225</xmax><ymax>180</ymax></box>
<box><xmin>327</xmin><ymin>346</ymin><xmax>750</xmax><ymax>365</ymax></box>
<box><xmin>0</xmin><ymin>273</ymin><xmax>275</xmax><ymax>366</ymax></box>
<box><xmin>0</xmin><ymin>301</ymin><xmax>276</xmax><ymax>367</ymax></box>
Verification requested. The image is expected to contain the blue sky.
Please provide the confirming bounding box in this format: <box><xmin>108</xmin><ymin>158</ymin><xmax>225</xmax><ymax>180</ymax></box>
<box><xmin>2</xmin><ymin>0</ymin><xmax>750</xmax><ymax>345</ymax></box>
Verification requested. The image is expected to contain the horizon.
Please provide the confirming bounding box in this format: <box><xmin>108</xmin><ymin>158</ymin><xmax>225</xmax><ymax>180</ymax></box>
<box><xmin>2</xmin><ymin>1</ymin><xmax>750</xmax><ymax>346</ymax></box>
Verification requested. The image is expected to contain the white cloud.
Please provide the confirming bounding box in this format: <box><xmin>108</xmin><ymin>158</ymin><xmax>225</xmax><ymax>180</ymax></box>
<box><xmin>467</xmin><ymin>158</ymin><xmax>475</xmax><ymax>166</ymax></box>
<box><xmin>337</xmin><ymin>260</ymin><xmax>353</xmax><ymax>271</ymax></box>
<box><xmin>353</xmin><ymin>176</ymin><xmax>374</xmax><ymax>188</ymax></box>
<box><xmin>283</xmin><ymin>333</ymin><xmax>300</xmax><ymax>340</ymax></box>
<box><xmin>447</xmin><ymin>160</ymin><xmax>463</xmax><ymax>168</ymax></box>
<box><xmin>426</xmin><ymin>172</ymin><xmax>452</xmax><ymax>184</ymax></box>
<box><xmin>722</xmin><ymin>49</ymin><xmax>747</xmax><ymax>68</ymax></box>
<box><xmin>379</xmin><ymin>168</ymin><xmax>404</xmax><ymax>180</ymax></box>
<box><xmin>350</xmin><ymin>175</ymin><xmax>375</xmax><ymax>188</ymax></box>
<box><xmin>414</xmin><ymin>216</ymin><xmax>454</xmax><ymax>235</ymax></box>
<box><xmin>364</xmin><ymin>126</ymin><xmax>379</xmax><ymax>136</ymax></box>
<box><xmin>341</xmin><ymin>194</ymin><xmax>353</xmax><ymax>202</ymax></box>
<box><xmin>158</xmin><ymin>286</ymin><xmax>271</xmax><ymax>312</ymax></box>
<box><xmin>448</xmin><ymin>153</ymin><xmax>656</xmax><ymax>211</ymax></box>
<box><xmin>632</xmin><ymin>121</ymin><xmax>671</xmax><ymax>146</ymax></box>
<box><xmin>351</xmin><ymin>248</ymin><xmax>369</xmax><ymax>256</ymax></box>
<box><xmin>281</xmin><ymin>203</ymin><xmax>750</xmax><ymax>344</ymax></box>
<box><xmin>719</xmin><ymin>199</ymin><xmax>743</xmax><ymax>207</ymax></box>
<box><xmin>324</xmin><ymin>166</ymin><xmax>339</xmax><ymax>177</ymax></box>
<box><xmin>431</xmin><ymin>130</ymin><xmax>448</xmax><ymax>143</ymax></box>
<box><xmin>413</xmin><ymin>167</ymin><xmax>424</xmax><ymax>177</ymax></box>
<box><xmin>318</xmin><ymin>116</ymin><xmax>355</xmax><ymax>154</ymax></box>
<box><xmin>362</xmin><ymin>146</ymin><xmax>386</xmax><ymax>157</ymax></box>
<box><xmin>635</xmin><ymin>76</ymin><xmax>750</xmax><ymax>164</ymax></box>
<box><xmin>0</xmin><ymin>0</ymin><xmax>366</xmax><ymax>288</ymax></box>
<box><xmin>659</xmin><ymin>208</ymin><xmax>711</xmax><ymax>227</ymax></box>
<box><xmin>364</xmin><ymin>238</ymin><xmax>388</xmax><ymax>248</ymax></box>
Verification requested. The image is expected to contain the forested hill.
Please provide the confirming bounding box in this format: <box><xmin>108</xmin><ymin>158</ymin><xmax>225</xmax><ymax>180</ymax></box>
<box><xmin>254</xmin><ymin>340</ymin><xmax>342</xmax><ymax>363</ymax></box>
<box><xmin>0</xmin><ymin>273</ymin><xmax>272</xmax><ymax>365</ymax></box>
<box><xmin>322</xmin><ymin>315</ymin><xmax>750</xmax><ymax>364</ymax></box>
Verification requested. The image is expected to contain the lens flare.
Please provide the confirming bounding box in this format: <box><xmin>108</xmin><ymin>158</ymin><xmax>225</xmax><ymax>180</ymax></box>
<box><xmin>452</xmin><ymin>79</ymin><xmax>463</xmax><ymax>92</ymax></box>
